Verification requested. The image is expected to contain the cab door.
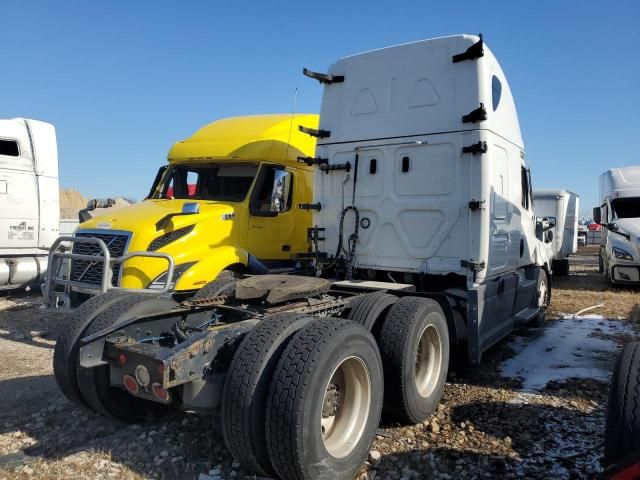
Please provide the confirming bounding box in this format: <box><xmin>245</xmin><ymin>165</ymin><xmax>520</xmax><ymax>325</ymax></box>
<box><xmin>246</xmin><ymin>164</ymin><xmax>297</xmax><ymax>262</ymax></box>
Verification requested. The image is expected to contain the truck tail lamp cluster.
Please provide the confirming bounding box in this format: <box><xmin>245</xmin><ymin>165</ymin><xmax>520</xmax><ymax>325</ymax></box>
<box><xmin>121</xmin><ymin>361</ymin><xmax>172</xmax><ymax>404</ymax></box>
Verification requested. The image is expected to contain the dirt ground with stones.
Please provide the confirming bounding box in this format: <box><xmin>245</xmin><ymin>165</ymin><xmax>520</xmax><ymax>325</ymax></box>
<box><xmin>0</xmin><ymin>245</ymin><xmax>639</xmax><ymax>480</ymax></box>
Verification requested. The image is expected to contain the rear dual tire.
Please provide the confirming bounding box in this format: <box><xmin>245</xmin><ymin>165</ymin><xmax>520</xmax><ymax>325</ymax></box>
<box><xmin>378</xmin><ymin>297</ymin><xmax>449</xmax><ymax>424</ymax></box>
<box><xmin>76</xmin><ymin>295</ymin><xmax>178</xmax><ymax>421</ymax></box>
<box><xmin>53</xmin><ymin>290</ymin><xmax>135</xmax><ymax>407</ymax></box>
<box><xmin>221</xmin><ymin>312</ymin><xmax>315</xmax><ymax>477</ymax></box>
<box><xmin>266</xmin><ymin>319</ymin><xmax>384</xmax><ymax>480</ymax></box>
<box><xmin>605</xmin><ymin>342</ymin><xmax>640</xmax><ymax>466</ymax></box>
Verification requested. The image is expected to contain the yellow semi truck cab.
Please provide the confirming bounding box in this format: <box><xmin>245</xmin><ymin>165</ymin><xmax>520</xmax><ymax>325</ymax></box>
<box><xmin>45</xmin><ymin>114</ymin><xmax>318</xmax><ymax>306</ymax></box>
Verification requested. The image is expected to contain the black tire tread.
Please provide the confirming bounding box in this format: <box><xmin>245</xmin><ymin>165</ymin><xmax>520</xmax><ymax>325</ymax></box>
<box><xmin>221</xmin><ymin>312</ymin><xmax>314</xmax><ymax>476</ymax></box>
<box><xmin>605</xmin><ymin>342</ymin><xmax>640</xmax><ymax>465</ymax></box>
<box><xmin>76</xmin><ymin>294</ymin><xmax>176</xmax><ymax>420</ymax></box>
<box><xmin>266</xmin><ymin>318</ymin><xmax>376</xmax><ymax>480</ymax></box>
<box><xmin>53</xmin><ymin>290</ymin><xmax>133</xmax><ymax>407</ymax></box>
<box><xmin>378</xmin><ymin>296</ymin><xmax>448</xmax><ymax>423</ymax></box>
<box><xmin>347</xmin><ymin>291</ymin><xmax>397</xmax><ymax>332</ymax></box>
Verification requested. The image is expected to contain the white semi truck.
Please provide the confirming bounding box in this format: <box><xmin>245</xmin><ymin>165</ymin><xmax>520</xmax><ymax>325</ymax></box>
<box><xmin>594</xmin><ymin>166</ymin><xmax>640</xmax><ymax>286</ymax></box>
<box><xmin>533</xmin><ymin>189</ymin><xmax>579</xmax><ymax>276</ymax></box>
<box><xmin>0</xmin><ymin>118</ymin><xmax>59</xmax><ymax>290</ymax></box>
<box><xmin>53</xmin><ymin>35</ymin><xmax>552</xmax><ymax>480</ymax></box>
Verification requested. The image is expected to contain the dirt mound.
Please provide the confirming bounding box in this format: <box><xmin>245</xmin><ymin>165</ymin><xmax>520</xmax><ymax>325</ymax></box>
<box><xmin>59</xmin><ymin>189</ymin><xmax>133</xmax><ymax>221</ymax></box>
<box><xmin>59</xmin><ymin>188</ymin><xmax>87</xmax><ymax>220</ymax></box>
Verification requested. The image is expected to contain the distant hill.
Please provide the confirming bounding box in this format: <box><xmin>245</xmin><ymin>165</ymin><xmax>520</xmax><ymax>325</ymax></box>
<box><xmin>60</xmin><ymin>188</ymin><xmax>87</xmax><ymax>219</ymax></box>
<box><xmin>59</xmin><ymin>188</ymin><xmax>133</xmax><ymax>220</ymax></box>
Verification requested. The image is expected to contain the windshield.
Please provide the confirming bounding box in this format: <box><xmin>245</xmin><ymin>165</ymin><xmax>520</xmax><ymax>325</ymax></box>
<box><xmin>152</xmin><ymin>162</ymin><xmax>258</xmax><ymax>202</ymax></box>
<box><xmin>612</xmin><ymin>197</ymin><xmax>640</xmax><ymax>219</ymax></box>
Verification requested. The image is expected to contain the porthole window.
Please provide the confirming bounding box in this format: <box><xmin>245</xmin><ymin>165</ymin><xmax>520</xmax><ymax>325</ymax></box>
<box><xmin>491</xmin><ymin>75</ymin><xmax>502</xmax><ymax>111</ymax></box>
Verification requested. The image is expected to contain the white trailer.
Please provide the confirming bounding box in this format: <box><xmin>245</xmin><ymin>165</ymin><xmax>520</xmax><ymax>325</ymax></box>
<box><xmin>533</xmin><ymin>189</ymin><xmax>579</xmax><ymax>276</ymax></box>
<box><xmin>0</xmin><ymin>118</ymin><xmax>59</xmax><ymax>290</ymax></box>
<box><xmin>309</xmin><ymin>34</ymin><xmax>552</xmax><ymax>363</ymax></box>
<box><xmin>594</xmin><ymin>166</ymin><xmax>640</xmax><ymax>286</ymax></box>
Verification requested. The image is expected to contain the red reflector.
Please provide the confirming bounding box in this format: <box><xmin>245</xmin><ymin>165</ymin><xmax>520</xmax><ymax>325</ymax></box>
<box><xmin>152</xmin><ymin>382</ymin><xmax>170</xmax><ymax>402</ymax></box>
<box><xmin>123</xmin><ymin>374</ymin><xmax>139</xmax><ymax>394</ymax></box>
<box><xmin>118</xmin><ymin>353</ymin><xmax>127</xmax><ymax>366</ymax></box>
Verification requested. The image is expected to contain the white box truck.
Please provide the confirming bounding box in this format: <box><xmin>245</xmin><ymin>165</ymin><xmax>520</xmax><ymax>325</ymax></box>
<box><xmin>52</xmin><ymin>35</ymin><xmax>553</xmax><ymax>480</ymax></box>
<box><xmin>533</xmin><ymin>189</ymin><xmax>579</xmax><ymax>276</ymax></box>
<box><xmin>0</xmin><ymin>118</ymin><xmax>59</xmax><ymax>291</ymax></box>
<box><xmin>594</xmin><ymin>166</ymin><xmax>640</xmax><ymax>286</ymax></box>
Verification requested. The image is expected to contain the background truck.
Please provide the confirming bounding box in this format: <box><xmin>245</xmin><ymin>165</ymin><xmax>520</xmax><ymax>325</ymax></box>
<box><xmin>593</xmin><ymin>166</ymin><xmax>640</xmax><ymax>286</ymax></box>
<box><xmin>532</xmin><ymin>188</ymin><xmax>579</xmax><ymax>276</ymax></box>
<box><xmin>0</xmin><ymin>118</ymin><xmax>59</xmax><ymax>291</ymax></box>
<box><xmin>53</xmin><ymin>35</ymin><xmax>552</xmax><ymax>480</ymax></box>
<box><xmin>45</xmin><ymin>114</ymin><xmax>319</xmax><ymax>307</ymax></box>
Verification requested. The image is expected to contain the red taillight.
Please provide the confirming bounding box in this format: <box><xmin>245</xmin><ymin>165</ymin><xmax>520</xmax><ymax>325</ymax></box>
<box><xmin>123</xmin><ymin>374</ymin><xmax>139</xmax><ymax>394</ymax></box>
<box><xmin>118</xmin><ymin>353</ymin><xmax>127</xmax><ymax>366</ymax></box>
<box><xmin>152</xmin><ymin>382</ymin><xmax>170</xmax><ymax>402</ymax></box>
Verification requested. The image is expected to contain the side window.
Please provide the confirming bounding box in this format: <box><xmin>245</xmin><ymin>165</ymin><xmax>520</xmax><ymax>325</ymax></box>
<box><xmin>186</xmin><ymin>170</ymin><xmax>199</xmax><ymax>197</ymax></box>
<box><xmin>520</xmin><ymin>166</ymin><xmax>530</xmax><ymax>210</ymax></box>
<box><xmin>491</xmin><ymin>75</ymin><xmax>502</xmax><ymax>111</ymax></box>
<box><xmin>0</xmin><ymin>139</ymin><xmax>19</xmax><ymax>157</ymax></box>
<box><xmin>251</xmin><ymin>166</ymin><xmax>293</xmax><ymax>217</ymax></box>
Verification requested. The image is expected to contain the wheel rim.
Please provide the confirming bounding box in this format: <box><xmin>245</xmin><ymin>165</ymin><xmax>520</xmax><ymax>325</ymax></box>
<box><xmin>320</xmin><ymin>356</ymin><xmax>371</xmax><ymax>458</ymax></box>
<box><xmin>538</xmin><ymin>278</ymin><xmax>548</xmax><ymax>308</ymax></box>
<box><xmin>414</xmin><ymin>321</ymin><xmax>443</xmax><ymax>398</ymax></box>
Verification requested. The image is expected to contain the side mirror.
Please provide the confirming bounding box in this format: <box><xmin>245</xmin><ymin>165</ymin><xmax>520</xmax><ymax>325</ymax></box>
<box><xmin>546</xmin><ymin>230</ymin><xmax>554</xmax><ymax>243</ymax></box>
<box><xmin>592</xmin><ymin>207</ymin><xmax>601</xmax><ymax>225</ymax></box>
<box><xmin>607</xmin><ymin>222</ymin><xmax>618</xmax><ymax>232</ymax></box>
<box><xmin>182</xmin><ymin>202</ymin><xmax>200</xmax><ymax>215</ymax></box>
<box><xmin>269</xmin><ymin>170</ymin><xmax>292</xmax><ymax>213</ymax></box>
<box><xmin>547</xmin><ymin>216</ymin><xmax>557</xmax><ymax>229</ymax></box>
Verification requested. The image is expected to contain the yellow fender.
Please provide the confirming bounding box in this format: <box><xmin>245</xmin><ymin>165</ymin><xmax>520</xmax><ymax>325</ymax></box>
<box><xmin>174</xmin><ymin>246</ymin><xmax>249</xmax><ymax>291</ymax></box>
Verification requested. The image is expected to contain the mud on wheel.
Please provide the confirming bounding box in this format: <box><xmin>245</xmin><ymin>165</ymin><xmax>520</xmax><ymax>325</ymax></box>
<box><xmin>266</xmin><ymin>318</ymin><xmax>383</xmax><ymax>480</ymax></box>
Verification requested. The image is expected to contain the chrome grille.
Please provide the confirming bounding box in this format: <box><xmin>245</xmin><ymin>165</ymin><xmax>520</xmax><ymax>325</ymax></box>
<box><xmin>70</xmin><ymin>232</ymin><xmax>130</xmax><ymax>287</ymax></box>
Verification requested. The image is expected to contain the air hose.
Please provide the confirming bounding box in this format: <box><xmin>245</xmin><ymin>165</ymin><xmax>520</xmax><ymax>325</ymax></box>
<box><xmin>322</xmin><ymin>205</ymin><xmax>359</xmax><ymax>279</ymax></box>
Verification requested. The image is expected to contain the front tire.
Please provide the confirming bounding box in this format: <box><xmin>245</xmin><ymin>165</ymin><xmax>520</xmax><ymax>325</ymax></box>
<box><xmin>532</xmin><ymin>269</ymin><xmax>550</xmax><ymax>328</ymax></box>
<box><xmin>266</xmin><ymin>319</ymin><xmax>383</xmax><ymax>480</ymax></box>
<box><xmin>377</xmin><ymin>297</ymin><xmax>449</xmax><ymax>424</ymax></box>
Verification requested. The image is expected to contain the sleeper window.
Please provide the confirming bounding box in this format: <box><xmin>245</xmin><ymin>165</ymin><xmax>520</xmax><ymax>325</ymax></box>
<box><xmin>0</xmin><ymin>139</ymin><xmax>19</xmax><ymax>157</ymax></box>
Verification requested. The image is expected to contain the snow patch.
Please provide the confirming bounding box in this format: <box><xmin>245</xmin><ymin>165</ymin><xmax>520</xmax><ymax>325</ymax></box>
<box><xmin>500</xmin><ymin>315</ymin><xmax>631</xmax><ymax>391</ymax></box>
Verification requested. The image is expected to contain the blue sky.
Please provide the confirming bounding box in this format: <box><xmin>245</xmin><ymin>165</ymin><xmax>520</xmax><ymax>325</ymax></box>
<box><xmin>2</xmin><ymin>1</ymin><xmax>639</xmax><ymax>214</ymax></box>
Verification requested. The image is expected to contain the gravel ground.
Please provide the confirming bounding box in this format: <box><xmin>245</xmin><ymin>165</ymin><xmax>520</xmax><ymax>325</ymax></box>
<box><xmin>0</xmin><ymin>246</ymin><xmax>638</xmax><ymax>480</ymax></box>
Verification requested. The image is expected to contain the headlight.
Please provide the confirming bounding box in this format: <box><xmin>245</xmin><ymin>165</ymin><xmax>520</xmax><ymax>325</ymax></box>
<box><xmin>148</xmin><ymin>262</ymin><xmax>195</xmax><ymax>290</ymax></box>
<box><xmin>613</xmin><ymin>247</ymin><xmax>633</xmax><ymax>261</ymax></box>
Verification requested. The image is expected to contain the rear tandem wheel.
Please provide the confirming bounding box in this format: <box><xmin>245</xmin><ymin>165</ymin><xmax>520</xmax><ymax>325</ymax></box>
<box><xmin>75</xmin><ymin>294</ymin><xmax>178</xmax><ymax>421</ymax></box>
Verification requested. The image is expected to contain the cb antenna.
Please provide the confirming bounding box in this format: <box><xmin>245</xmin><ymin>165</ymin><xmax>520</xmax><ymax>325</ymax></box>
<box><xmin>285</xmin><ymin>87</ymin><xmax>299</xmax><ymax>160</ymax></box>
